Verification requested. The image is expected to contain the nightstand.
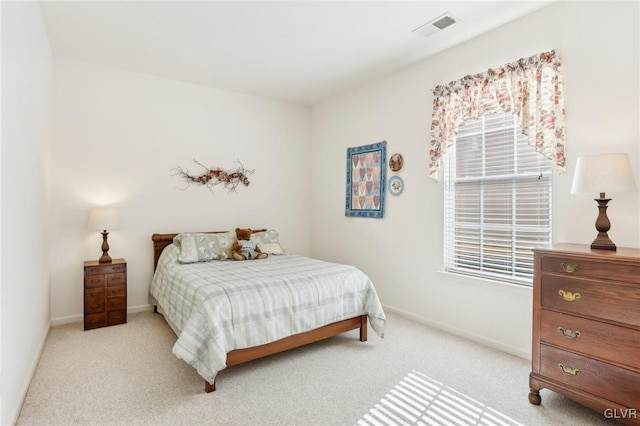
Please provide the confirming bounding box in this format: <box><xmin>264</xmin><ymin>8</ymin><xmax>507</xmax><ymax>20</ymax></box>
<box><xmin>83</xmin><ymin>258</ymin><xmax>127</xmax><ymax>330</ymax></box>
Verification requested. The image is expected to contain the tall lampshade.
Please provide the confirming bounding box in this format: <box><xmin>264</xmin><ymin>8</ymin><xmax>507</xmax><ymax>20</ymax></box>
<box><xmin>88</xmin><ymin>207</ymin><xmax>121</xmax><ymax>263</ymax></box>
<box><xmin>571</xmin><ymin>153</ymin><xmax>638</xmax><ymax>250</ymax></box>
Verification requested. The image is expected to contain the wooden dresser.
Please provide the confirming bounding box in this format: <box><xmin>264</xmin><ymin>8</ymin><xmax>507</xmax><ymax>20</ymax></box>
<box><xmin>84</xmin><ymin>259</ymin><xmax>127</xmax><ymax>330</ymax></box>
<box><xmin>529</xmin><ymin>244</ymin><xmax>640</xmax><ymax>424</ymax></box>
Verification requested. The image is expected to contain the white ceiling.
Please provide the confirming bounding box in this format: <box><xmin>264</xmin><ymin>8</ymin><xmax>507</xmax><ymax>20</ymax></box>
<box><xmin>38</xmin><ymin>1</ymin><xmax>552</xmax><ymax>106</ymax></box>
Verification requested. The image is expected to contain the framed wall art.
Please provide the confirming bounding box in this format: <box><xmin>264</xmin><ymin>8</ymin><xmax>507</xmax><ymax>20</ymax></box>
<box><xmin>345</xmin><ymin>141</ymin><xmax>387</xmax><ymax>218</ymax></box>
<box><xmin>389</xmin><ymin>153</ymin><xmax>404</xmax><ymax>172</ymax></box>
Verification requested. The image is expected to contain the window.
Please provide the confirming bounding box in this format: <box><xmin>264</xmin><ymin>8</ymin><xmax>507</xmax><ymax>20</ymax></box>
<box><xmin>443</xmin><ymin>112</ymin><xmax>553</xmax><ymax>285</ymax></box>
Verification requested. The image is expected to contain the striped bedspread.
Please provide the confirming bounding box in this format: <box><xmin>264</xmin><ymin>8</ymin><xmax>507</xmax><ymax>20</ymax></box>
<box><xmin>150</xmin><ymin>244</ymin><xmax>386</xmax><ymax>383</ymax></box>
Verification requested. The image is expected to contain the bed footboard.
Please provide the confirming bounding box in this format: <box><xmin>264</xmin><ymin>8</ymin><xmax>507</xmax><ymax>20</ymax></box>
<box><xmin>204</xmin><ymin>314</ymin><xmax>368</xmax><ymax>392</ymax></box>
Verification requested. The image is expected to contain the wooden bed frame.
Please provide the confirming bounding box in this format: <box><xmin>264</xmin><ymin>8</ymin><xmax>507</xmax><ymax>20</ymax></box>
<box><xmin>151</xmin><ymin>231</ymin><xmax>368</xmax><ymax>393</ymax></box>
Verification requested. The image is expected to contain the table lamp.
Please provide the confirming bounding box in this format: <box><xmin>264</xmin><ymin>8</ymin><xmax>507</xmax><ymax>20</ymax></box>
<box><xmin>88</xmin><ymin>207</ymin><xmax>121</xmax><ymax>263</ymax></box>
<box><xmin>570</xmin><ymin>153</ymin><xmax>637</xmax><ymax>250</ymax></box>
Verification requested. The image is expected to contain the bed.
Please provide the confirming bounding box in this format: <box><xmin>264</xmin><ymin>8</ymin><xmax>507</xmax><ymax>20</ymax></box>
<box><xmin>150</xmin><ymin>231</ymin><xmax>386</xmax><ymax>393</ymax></box>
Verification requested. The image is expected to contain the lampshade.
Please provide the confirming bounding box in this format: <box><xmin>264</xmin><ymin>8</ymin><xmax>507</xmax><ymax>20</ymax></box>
<box><xmin>571</xmin><ymin>153</ymin><xmax>638</xmax><ymax>195</ymax></box>
<box><xmin>87</xmin><ymin>207</ymin><xmax>121</xmax><ymax>231</ymax></box>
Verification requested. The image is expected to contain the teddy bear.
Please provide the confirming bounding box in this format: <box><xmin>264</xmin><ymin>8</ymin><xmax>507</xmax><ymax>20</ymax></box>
<box><xmin>231</xmin><ymin>228</ymin><xmax>268</xmax><ymax>261</ymax></box>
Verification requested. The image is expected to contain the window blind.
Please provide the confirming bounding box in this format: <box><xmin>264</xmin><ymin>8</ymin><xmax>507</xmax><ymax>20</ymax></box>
<box><xmin>443</xmin><ymin>112</ymin><xmax>553</xmax><ymax>284</ymax></box>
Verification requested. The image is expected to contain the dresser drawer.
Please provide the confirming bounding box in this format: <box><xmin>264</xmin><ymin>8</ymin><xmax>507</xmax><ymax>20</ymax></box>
<box><xmin>107</xmin><ymin>309</ymin><xmax>126</xmax><ymax>326</ymax></box>
<box><xmin>541</xmin><ymin>274</ymin><xmax>640</xmax><ymax>327</ymax></box>
<box><xmin>540</xmin><ymin>344</ymin><xmax>640</xmax><ymax>409</ymax></box>
<box><xmin>540</xmin><ymin>310</ymin><xmax>640</xmax><ymax>370</ymax></box>
<box><xmin>107</xmin><ymin>273</ymin><xmax>126</xmax><ymax>286</ymax></box>
<box><xmin>85</xmin><ymin>263</ymin><xmax>127</xmax><ymax>276</ymax></box>
<box><xmin>541</xmin><ymin>254</ymin><xmax>640</xmax><ymax>284</ymax></box>
<box><xmin>85</xmin><ymin>313</ymin><xmax>106</xmax><ymax>330</ymax></box>
<box><xmin>85</xmin><ymin>289</ymin><xmax>106</xmax><ymax>314</ymax></box>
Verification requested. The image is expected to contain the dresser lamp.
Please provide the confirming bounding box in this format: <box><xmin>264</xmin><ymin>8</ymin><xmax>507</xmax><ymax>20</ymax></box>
<box><xmin>88</xmin><ymin>207</ymin><xmax>121</xmax><ymax>263</ymax></box>
<box><xmin>570</xmin><ymin>153</ymin><xmax>638</xmax><ymax>251</ymax></box>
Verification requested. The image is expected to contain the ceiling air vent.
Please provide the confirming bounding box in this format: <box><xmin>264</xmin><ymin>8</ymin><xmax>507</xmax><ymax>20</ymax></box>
<box><xmin>412</xmin><ymin>12</ymin><xmax>458</xmax><ymax>38</ymax></box>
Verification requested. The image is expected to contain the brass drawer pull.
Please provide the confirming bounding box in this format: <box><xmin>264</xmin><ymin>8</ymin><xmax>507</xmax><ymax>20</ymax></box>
<box><xmin>558</xmin><ymin>363</ymin><xmax>580</xmax><ymax>376</ymax></box>
<box><xmin>560</xmin><ymin>263</ymin><xmax>579</xmax><ymax>273</ymax></box>
<box><xmin>557</xmin><ymin>327</ymin><xmax>581</xmax><ymax>339</ymax></box>
<box><xmin>558</xmin><ymin>290</ymin><xmax>581</xmax><ymax>302</ymax></box>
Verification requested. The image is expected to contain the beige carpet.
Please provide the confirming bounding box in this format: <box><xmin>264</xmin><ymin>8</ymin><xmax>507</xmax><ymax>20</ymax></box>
<box><xmin>17</xmin><ymin>311</ymin><xmax>615</xmax><ymax>425</ymax></box>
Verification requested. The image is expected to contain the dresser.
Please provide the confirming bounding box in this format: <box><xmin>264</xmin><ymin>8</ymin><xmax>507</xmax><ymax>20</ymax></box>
<box><xmin>84</xmin><ymin>259</ymin><xmax>127</xmax><ymax>330</ymax></box>
<box><xmin>529</xmin><ymin>244</ymin><xmax>640</xmax><ymax>425</ymax></box>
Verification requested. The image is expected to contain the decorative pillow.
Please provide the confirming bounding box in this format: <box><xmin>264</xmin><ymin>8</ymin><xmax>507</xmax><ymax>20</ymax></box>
<box><xmin>252</xmin><ymin>229</ymin><xmax>285</xmax><ymax>255</ymax></box>
<box><xmin>174</xmin><ymin>233</ymin><xmax>220</xmax><ymax>264</ymax></box>
<box><xmin>215</xmin><ymin>231</ymin><xmax>235</xmax><ymax>260</ymax></box>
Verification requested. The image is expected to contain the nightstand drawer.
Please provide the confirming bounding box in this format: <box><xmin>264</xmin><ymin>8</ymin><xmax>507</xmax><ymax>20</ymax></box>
<box><xmin>541</xmin><ymin>274</ymin><xmax>640</xmax><ymax>326</ymax></box>
<box><xmin>85</xmin><ymin>289</ymin><xmax>106</xmax><ymax>314</ymax></box>
<box><xmin>541</xmin><ymin>255</ymin><xmax>640</xmax><ymax>284</ymax></box>
<box><xmin>540</xmin><ymin>310</ymin><xmax>640</xmax><ymax>370</ymax></box>
<box><xmin>107</xmin><ymin>309</ymin><xmax>126</xmax><ymax>326</ymax></box>
<box><xmin>85</xmin><ymin>275</ymin><xmax>104</xmax><ymax>289</ymax></box>
<box><xmin>540</xmin><ymin>344</ymin><xmax>640</xmax><ymax>408</ymax></box>
<box><xmin>85</xmin><ymin>263</ymin><xmax>127</xmax><ymax>276</ymax></box>
<box><xmin>107</xmin><ymin>285</ymin><xmax>126</xmax><ymax>298</ymax></box>
<box><xmin>85</xmin><ymin>313</ymin><xmax>106</xmax><ymax>330</ymax></box>
<box><xmin>107</xmin><ymin>273</ymin><xmax>125</xmax><ymax>286</ymax></box>
<box><xmin>107</xmin><ymin>297</ymin><xmax>126</xmax><ymax>310</ymax></box>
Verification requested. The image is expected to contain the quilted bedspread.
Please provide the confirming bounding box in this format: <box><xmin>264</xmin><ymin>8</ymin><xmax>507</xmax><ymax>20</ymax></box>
<box><xmin>150</xmin><ymin>244</ymin><xmax>386</xmax><ymax>383</ymax></box>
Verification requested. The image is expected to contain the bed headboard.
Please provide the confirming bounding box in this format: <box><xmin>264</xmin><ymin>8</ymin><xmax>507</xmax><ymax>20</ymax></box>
<box><xmin>152</xmin><ymin>229</ymin><xmax>267</xmax><ymax>270</ymax></box>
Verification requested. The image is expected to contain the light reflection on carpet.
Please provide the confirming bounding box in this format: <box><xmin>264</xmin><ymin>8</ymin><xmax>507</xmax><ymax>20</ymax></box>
<box><xmin>356</xmin><ymin>370</ymin><xmax>525</xmax><ymax>426</ymax></box>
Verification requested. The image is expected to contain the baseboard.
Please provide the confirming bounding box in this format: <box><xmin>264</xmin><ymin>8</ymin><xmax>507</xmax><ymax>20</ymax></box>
<box><xmin>50</xmin><ymin>313</ymin><xmax>83</xmax><ymax>326</ymax></box>
<box><xmin>9</xmin><ymin>319</ymin><xmax>51</xmax><ymax>426</ymax></box>
<box><xmin>50</xmin><ymin>304</ymin><xmax>155</xmax><ymax>326</ymax></box>
<box><xmin>128</xmin><ymin>304</ymin><xmax>155</xmax><ymax>314</ymax></box>
<box><xmin>382</xmin><ymin>304</ymin><xmax>531</xmax><ymax>360</ymax></box>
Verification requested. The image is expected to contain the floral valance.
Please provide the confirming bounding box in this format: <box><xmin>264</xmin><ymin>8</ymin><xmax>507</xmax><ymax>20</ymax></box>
<box><xmin>429</xmin><ymin>50</ymin><xmax>566</xmax><ymax>180</ymax></box>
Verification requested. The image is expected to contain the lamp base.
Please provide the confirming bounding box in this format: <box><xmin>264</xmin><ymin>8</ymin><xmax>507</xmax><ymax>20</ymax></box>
<box><xmin>99</xmin><ymin>230</ymin><xmax>113</xmax><ymax>263</ymax></box>
<box><xmin>591</xmin><ymin>195</ymin><xmax>616</xmax><ymax>251</ymax></box>
<box><xmin>591</xmin><ymin>232</ymin><xmax>616</xmax><ymax>251</ymax></box>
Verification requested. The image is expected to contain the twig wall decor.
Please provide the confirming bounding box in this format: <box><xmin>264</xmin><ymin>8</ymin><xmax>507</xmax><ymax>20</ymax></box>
<box><xmin>173</xmin><ymin>160</ymin><xmax>254</xmax><ymax>193</ymax></box>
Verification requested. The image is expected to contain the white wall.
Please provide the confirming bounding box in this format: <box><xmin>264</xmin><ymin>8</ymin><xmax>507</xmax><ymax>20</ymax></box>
<box><xmin>1</xmin><ymin>2</ymin><xmax>53</xmax><ymax>424</ymax></box>
<box><xmin>50</xmin><ymin>58</ymin><xmax>312</xmax><ymax>322</ymax></box>
<box><xmin>310</xmin><ymin>1</ymin><xmax>640</xmax><ymax>358</ymax></box>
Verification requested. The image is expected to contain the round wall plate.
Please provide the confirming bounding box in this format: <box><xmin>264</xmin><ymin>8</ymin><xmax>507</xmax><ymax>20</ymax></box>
<box><xmin>388</xmin><ymin>175</ymin><xmax>404</xmax><ymax>196</ymax></box>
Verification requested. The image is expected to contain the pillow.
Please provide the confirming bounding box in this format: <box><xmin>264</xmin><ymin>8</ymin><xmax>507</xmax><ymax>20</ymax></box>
<box><xmin>252</xmin><ymin>229</ymin><xmax>285</xmax><ymax>255</ymax></box>
<box><xmin>174</xmin><ymin>233</ymin><xmax>221</xmax><ymax>264</ymax></box>
<box><xmin>214</xmin><ymin>231</ymin><xmax>235</xmax><ymax>260</ymax></box>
